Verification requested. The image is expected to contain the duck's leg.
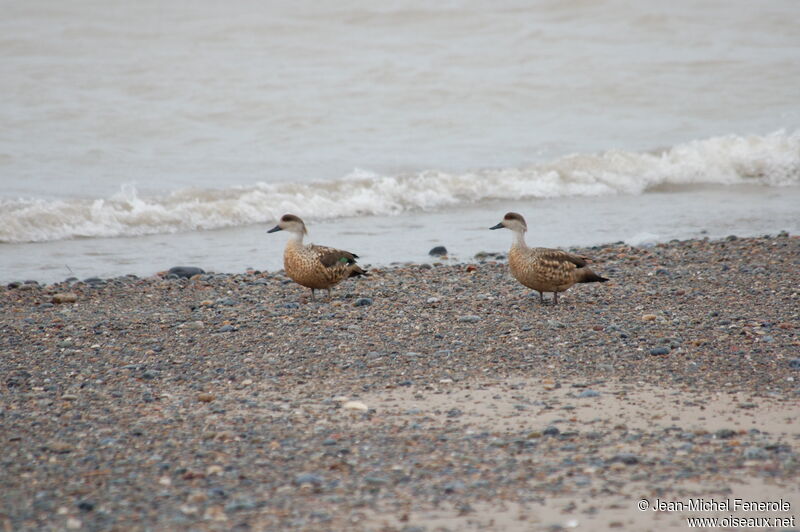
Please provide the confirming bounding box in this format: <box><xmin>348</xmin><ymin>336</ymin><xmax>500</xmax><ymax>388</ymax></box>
<box><xmin>553</xmin><ymin>292</ymin><xmax>559</xmax><ymax>305</ymax></box>
<box><xmin>310</xmin><ymin>288</ymin><xmax>315</xmax><ymax>301</ymax></box>
<box><xmin>539</xmin><ymin>291</ymin><xmax>545</xmax><ymax>304</ymax></box>
<box><xmin>326</xmin><ymin>288</ymin><xmax>332</xmax><ymax>300</ymax></box>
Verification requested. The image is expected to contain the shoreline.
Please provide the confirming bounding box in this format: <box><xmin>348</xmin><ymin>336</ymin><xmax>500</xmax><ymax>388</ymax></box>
<box><xmin>2</xmin><ymin>234</ymin><xmax>799</xmax><ymax>531</ymax></box>
<box><xmin>3</xmin><ymin>183</ymin><xmax>800</xmax><ymax>285</ymax></box>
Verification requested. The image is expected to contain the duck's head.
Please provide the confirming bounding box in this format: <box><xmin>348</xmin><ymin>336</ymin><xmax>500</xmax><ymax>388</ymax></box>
<box><xmin>268</xmin><ymin>214</ymin><xmax>307</xmax><ymax>235</ymax></box>
<box><xmin>490</xmin><ymin>212</ymin><xmax>527</xmax><ymax>233</ymax></box>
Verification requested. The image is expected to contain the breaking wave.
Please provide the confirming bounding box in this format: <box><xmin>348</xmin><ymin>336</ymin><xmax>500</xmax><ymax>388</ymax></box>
<box><xmin>2</xmin><ymin>131</ymin><xmax>798</xmax><ymax>243</ymax></box>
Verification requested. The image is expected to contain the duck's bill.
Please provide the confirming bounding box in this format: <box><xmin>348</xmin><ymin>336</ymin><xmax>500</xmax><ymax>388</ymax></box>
<box><xmin>267</xmin><ymin>225</ymin><xmax>282</xmax><ymax>233</ymax></box>
<box><xmin>489</xmin><ymin>222</ymin><xmax>504</xmax><ymax>230</ymax></box>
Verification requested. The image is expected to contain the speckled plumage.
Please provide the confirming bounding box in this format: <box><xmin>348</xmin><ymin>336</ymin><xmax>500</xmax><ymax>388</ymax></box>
<box><xmin>268</xmin><ymin>214</ymin><xmax>366</xmax><ymax>299</ymax></box>
<box><xmin>492</xmin><ymin>212</ymin><xmax>608</xmax><ymax>304</ymax></box>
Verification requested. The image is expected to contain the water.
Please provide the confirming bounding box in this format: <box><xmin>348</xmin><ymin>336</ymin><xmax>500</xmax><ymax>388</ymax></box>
<box><xmin>1</xmin><ymin>1</ymin><xmax>799</xmax><ymax>283</ymax></box>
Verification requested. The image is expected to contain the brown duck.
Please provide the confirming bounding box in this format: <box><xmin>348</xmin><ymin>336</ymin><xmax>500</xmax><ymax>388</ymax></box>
<box><xmin>268</xmin><ymin>214</ymin><xmax>367</xmax><ymax>300</ymax></box>
<box><xmin>490</xmin><ymin>212</ymin><xmax>608</xmax><ymax>304</ymax></box>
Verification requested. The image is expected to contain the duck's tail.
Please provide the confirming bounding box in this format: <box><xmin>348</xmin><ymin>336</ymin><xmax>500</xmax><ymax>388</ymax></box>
<box><xmin>578</xmin><ymin>268</ymin><xmax>609</xmax><ymax>283</ymax></box>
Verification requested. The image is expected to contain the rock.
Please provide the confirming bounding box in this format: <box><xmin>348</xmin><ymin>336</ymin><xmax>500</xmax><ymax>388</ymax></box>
<box><xmin>77</xmin><ymin>501</ymin><xmax>95</xmax><ymax>512</ymax></box>
<box><xmin>457</xmin><ymin>315</ymin><xmax>480</xmax><ymax>323</ymax></box>
<box><xmin>294</xmin><ymin>473</ymin><xmax>324</xmax><ymax>486</ymax></box>
<box><xmin>343</xmin><ymin>400</ymin><xmax>368</xmax><ymax>411</ymax></box>
<box><xmin>217</xmin><ymin>325</ymin><xmax>236</xmax><ymax>333</ymax></box>
<box><xmin>168</xmin><ymin>266</ymin><xmax>205</xmax><ymax>279</ymax></box>
<box><xmin>428</xmin><ymin>246</ymin><xmax>448</xmax><ymax>257</ymax></box>
<box><xmin>197</xmin><ymin>393</ymin><xmax>216</xmax><ymax>403</ymax></box>
<box><xmin>578</xmin><ymin>389</ymin><xmax>600</xmax><ymax>398</ymax></box>
<box><xmin>543</xmin><ymin>426</ymin><xmax>560</xmax><ymax>437</ymax></box>
<box><xmin>364</xmin><ymin>476</ymin><xmax>390</xmax><ymax>486</ymax></box>
<box><xmin>649</xmin><ymin>347</ymin><xmax>670</xmax><ymax>356</ymax></box>
<box><xmin>715</xmin><ymin>429</ymin><xmax>736</xmax><ymax>439</ymax></box>
<box><xmin>788</xmin><ymin>358</ymin><xmax>800</xmax><ymax>370</ymax></box>
<box><xmin>52</xmin><ymin>293</ymin><xmax>78</xmax><ymax>304</ymax></box>
<box><xmin>354</xmin><ymin>298</ymin><xmax>373</xmax><ymax>307</ymax></box>
<box><xmin>45</xmin><ymin>441</ymin><xmax>73</xmax><ymax>453</ymax></box>
<box><xmin>442</xmin><ymin>480</ymin><xmax>465</xmax><ymax>493</ymax></box>
<box><xmin>611</xmin><ymin>453</ymin><xmax>639</xmax><ymax>465</ymax></box>
<box><xmin>743</xmin><ymin>446</ymin><xmax>768</xmax><ymax>460</ymax></box>
<box><xmin>641</xmin><ymin>314</ymin><xmax>657</xmax><ymax>321</ymax></box>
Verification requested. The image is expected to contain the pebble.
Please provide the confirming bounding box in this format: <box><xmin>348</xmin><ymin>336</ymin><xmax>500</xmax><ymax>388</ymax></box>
<box><xmin>457</xmin><ymin>315</ymin><xmax>481</xmax><ymax>323</ymax></box>
<box><xmin>788</xmin><ymin>358</ymin><xmax>800</xmax><ymax>370</ymax></box>
<box><xmin>197</xmin><ymin>393</ymin><xmax>216</xmax><ymax>403</ymax></box>
<box><xmin>52</xmin><ymin>293</ymin><xmax>78</xmax><ymax>304</ymax></box>
<box><xmin>343</xmin><ymin>400</ymin><xmax>368</xmax><ymax>411</ymax></box>
<box><xmin>641</xmin><ymin>314</ymin><xmax>657</xmax><ymax>321</ymax></box>
<box><xmin>611</xmin><ymin>453</ymin><xmax>639</xmax><ymax>465</ymax></box>
<box><xmin>354</xmin><ymin>298</ymin><xmax>373</xmax><ymax>307</ymax></box>
<box><xmin>294</xmin><ymin>473</ymin><xmax>324</xmax><ymax>486</ymax></box>
<box><xmin>168</xmin><ymin>266</ymin><xmax>205</xmax><ymax>279</ymax></box>
<box><xmin>649</xmin><ymin>347</ymin><xmax>670</xmax><ymax>356</ymax></box>
<box><xmin>578</xmin><ymin>389</ymin><xmax>600</xmax><ymax>398</ymax></box>
<box><xmin>743</xmin><ymin>446</ymin><xmax>769</xmax><ymax>460</ymax></box>
<box><xmin>428</xmin><ymin>246</ymin><xmax>448</xmax><ymax>257</ymax></box>
<box><xmin>715</xmin><ymin>429</ymin><xmax>737</xmax><ymax>439</ymax></box>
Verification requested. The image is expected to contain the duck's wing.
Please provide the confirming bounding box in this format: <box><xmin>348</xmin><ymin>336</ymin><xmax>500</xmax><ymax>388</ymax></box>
<box><xmin>531</xmin><ymin>248</ymin><xmax>589</xmax><ymax>268</ymax></box>
<box><xmin>311</xmin><ymin>245</ymin><xmax>359</xmax><ymax>268</ymax></box>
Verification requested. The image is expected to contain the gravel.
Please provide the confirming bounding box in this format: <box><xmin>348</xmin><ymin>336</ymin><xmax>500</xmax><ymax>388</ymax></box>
<box><xmin>1</xmin><ymin>234</ymin><xmax>799</xmax><ymax>531</ymax></box>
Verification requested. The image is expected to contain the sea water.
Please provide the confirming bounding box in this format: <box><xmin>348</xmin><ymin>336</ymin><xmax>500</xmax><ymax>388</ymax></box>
<box><xmin>1</xmin><ymin>1</ymin><xmax>798</xmax><ymax>283</ymax></box>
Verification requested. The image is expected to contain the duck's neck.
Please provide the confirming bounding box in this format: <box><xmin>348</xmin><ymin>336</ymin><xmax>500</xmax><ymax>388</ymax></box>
<box><xmin>286</xmin><ymin>231</ymin><xmax>305</xmax><ymax>247</ymax></box>
<box><xmin>511</xmin><ymin>230</ymin><xmax>528</xmax><ymax>249</ymax></box>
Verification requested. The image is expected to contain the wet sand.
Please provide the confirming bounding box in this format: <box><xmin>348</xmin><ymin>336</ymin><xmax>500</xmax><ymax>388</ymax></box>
<box><xmin>1</xmin><ymin>234</ymin><xmax>799</xmax><ymax>531</ymax></box>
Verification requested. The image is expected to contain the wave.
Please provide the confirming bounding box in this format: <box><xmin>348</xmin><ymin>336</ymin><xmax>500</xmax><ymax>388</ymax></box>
<box><xmin>1</xmin><ymin>131</ymin><xmax>798</xmax><ymax>243</ymax></box>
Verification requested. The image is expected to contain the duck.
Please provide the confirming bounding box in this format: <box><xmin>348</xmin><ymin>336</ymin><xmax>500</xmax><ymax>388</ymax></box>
<box><xmin>268</xmin><ymin>214</ymin><xmax>367</xmax><ymax>300</ymax></box>
<box><xmin>490</xmin><ymin>212</ymin><xmax>608</xmax><ymax>304</ymax></box>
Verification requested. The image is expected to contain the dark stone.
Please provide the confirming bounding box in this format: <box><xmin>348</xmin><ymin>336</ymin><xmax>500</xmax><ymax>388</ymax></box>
<box><xmin>788</xmin><ymin>358</ymin><xmax>800</xmax><ymax>370</ymax></box>
<box><xmin>543</xmin><ymin>426</ymin><xmax>560</xmax><ymax>437</ymax></box>
<box><xmin>650</xmin><ymin>347</ymin><xmax>670</xmax><ymax>356</ymax></box>
<box><xmin>611</xmin><ymin>453</ymin><xmax>639</xmax><ymax>465</ymax></box>
<box><xmin>578</xmin><ymin>389</ymin><xmax>600</xmax><ymax>398</ymax></box>
<box><xmin>167</xmin><ymin>266</ymin><xmax>205</xmax><ymax>279</ymax></box>
<box><xmin>294</xmin><ymin>473</ymin><xmax>324</xmax><ymax>486</ymax></box>
<box><xmin>354</xmin><ymin>298</ymin><xmax>373</xmax><ymax>307</ymax></box>
<box><xmin>77</xmin><ymin>501</ymin><xmax>95</xmax><ymax>512</ymax></box>
<box><xmin>715</xmin><ymin>429</ymin><xmax>737</xmax><ymax>439</ymax></box>
<box><xmin>218</xmin><ymin>325</ymin><xmax>236</xmax><ymax>333</ymax></box>
<box><xmin>428</xmin><ymin>246</ymin><xmax>448</xmax><ymax>257</ymax></box>
<box><xmin>282</xmin><ymin>302</ymin><xmax>299</xmax><ymax>309</ymax></box>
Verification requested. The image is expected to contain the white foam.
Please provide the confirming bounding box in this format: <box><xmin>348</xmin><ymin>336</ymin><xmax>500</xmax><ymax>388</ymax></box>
<box><xmin>1</xmin><ymin>132</ymin><xmax>798</xmax><ymax>243</ymax></box>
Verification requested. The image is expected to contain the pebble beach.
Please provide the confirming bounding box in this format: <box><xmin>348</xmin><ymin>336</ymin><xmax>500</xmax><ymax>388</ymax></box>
<box><xmin>2</xmin><ymin>234</ymin><xmax>799</xmax><ymax>531</ymax></box>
